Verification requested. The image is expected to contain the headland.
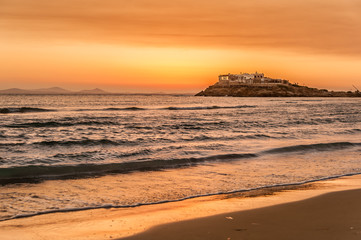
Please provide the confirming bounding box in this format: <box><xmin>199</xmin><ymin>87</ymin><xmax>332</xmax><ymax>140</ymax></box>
<box><xmin>196</xmin><ymin>72</ymin><xmax>361</xmax><ymax>97</ymax></box>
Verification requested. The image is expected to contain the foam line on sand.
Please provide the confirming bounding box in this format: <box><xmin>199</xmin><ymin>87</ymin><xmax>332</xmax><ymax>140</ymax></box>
<box><xmin>1</xmin><ymin>175</ymin><xmax>361</xmax><ymax>240</ymax></box>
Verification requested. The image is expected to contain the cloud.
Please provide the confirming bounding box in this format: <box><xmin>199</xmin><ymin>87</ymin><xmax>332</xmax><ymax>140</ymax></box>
<box><xmin>1</xmin><ymin>0</ymin><xmax>361</xmax><ymax>56</ymax></box>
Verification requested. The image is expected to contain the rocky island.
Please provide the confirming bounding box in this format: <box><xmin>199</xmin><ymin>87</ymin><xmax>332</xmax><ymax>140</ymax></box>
<box><xmin>196</xmin><ymin>72</ymin><xmax>361</xmax><ymax>97</ymax></box>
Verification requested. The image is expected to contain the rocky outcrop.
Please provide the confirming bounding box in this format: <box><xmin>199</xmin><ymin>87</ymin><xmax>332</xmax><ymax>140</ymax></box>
<box><xmin>196</xmin><ymin>84</ymin><xmax>361</xmax><ymax>97</ymax></box>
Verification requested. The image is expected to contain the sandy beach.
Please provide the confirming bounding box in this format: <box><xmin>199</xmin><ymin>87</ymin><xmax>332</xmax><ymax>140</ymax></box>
<box><xmin>123</xmin><ymin>186</ymin><xmax>361</xmax><ymax>240</ymax></box>
<box><xmin>1</xmin><ymin>175</ymin><xmax>361</xmax><ymax>240</ymax></box>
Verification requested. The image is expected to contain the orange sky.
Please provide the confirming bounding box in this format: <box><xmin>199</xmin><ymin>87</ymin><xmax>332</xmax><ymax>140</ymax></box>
<box><xmin>1</xmin><ymin>0</ymin><xmax>361</xmax><ymax>92</ymax></box>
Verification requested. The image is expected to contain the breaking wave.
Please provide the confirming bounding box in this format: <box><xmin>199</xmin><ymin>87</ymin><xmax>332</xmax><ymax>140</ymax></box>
<box><xmin>0</xmin><ymin>153</ymin><xmax>257</xmax><ymax>184</ymax></box>
<box><xmin>263</xmin><ymin>142</ymin><xmax>361</xmax><ymax>154</ymax></box>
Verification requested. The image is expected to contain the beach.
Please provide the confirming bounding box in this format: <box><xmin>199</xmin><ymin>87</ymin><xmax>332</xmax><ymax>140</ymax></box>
<box><xmin>1</xmin><ymin>95</ymin><xmax>361</xmax><ymax>239</ymax></box>
<box><xmin>1</xmin><ymin>174</ymin><xmax>361</xmax><ymax>240</ymax></box>
<box><xmin>123</xmin><ymin>177</ymin><xmax>361</xmax><ymax>240</ymax></box>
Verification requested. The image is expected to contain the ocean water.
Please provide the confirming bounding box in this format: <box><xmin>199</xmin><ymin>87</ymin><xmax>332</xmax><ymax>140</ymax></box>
<box><xmin>0</xmin><ymin>95</ymin><xmax>361</xmax><ymax>221</ymax></box>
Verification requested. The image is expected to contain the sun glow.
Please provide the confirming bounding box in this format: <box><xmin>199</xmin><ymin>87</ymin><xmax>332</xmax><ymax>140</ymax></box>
<box><xmin>1</xmin><ymin>0</ymin><xmax>361</xmax><ymax>92</ymax></box>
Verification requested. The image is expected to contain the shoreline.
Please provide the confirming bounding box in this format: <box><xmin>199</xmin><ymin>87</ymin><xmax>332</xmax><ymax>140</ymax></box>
<box><xmin>2</xmin><ymin>172</ymin><xmax>358</xmax><ymax>223</ymax></box>
<box><xmin>1</xmin><ymin>174</ymin><xmax>361</xmax><ymax>239</ymax></box>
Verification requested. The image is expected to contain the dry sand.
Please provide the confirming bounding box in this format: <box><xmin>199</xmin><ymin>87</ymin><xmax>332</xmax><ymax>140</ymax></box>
<box><xmin>1</xmin><ymin>175</ymin><xmax>361</xmax><ymax>240</ymax></box>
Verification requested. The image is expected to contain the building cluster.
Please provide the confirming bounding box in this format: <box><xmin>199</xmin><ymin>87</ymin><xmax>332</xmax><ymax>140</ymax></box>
<box><xmin>217</xmin><ymin>72</ymin><xmax>290</xmax><ymax>86</ymax></box>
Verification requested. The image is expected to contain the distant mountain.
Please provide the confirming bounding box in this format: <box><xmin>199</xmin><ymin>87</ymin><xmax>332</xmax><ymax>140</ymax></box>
<box><xmin>0</xmin><ymin>87</ymin><xmax>112</xmax><ymax>95</ymax></box>
<box><xmin>75</xmin><ymin>88</ymin><xmax>111</xmax><ymax>94</ymax></box>
<box><xmin>0</xmin><ymin>88</ymin><xmax>29</xmax><ymax>94</ymax></box>
<box><xmin>32</xmin><ymin>87</ymin><xmax>73</xmax><ymax>94</ymax></box>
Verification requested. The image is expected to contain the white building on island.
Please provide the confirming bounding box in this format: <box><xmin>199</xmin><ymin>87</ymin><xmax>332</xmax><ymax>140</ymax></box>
<box><xmin>218</xmin><ymin>72</ymin><xmax>290</xmax><ymax>86</ymax></box>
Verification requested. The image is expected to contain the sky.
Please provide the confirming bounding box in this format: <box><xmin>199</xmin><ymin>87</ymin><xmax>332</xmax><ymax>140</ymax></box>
<box><xmin>1</xmin><ymin>0</ymin><xmax>361</xmax><ymax>92</ymax></box>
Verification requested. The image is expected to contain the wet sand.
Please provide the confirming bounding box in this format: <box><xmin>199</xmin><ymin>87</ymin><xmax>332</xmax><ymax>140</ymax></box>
<box><xmin>122</xmin><ymin>188</ymin><xmax>361</xmax><ymax>240</ymax></box>
<box><xmin>1</xmin><ymin>175</ymin><xmax>361</xmax><ymax>240</ymax></box>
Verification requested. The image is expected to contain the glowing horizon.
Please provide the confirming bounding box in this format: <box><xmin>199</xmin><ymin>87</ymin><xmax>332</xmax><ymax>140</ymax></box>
<box><xmin>1</xmin><ymin>0</ymin><xmax>361</xmax><ymax>92</ymax></box>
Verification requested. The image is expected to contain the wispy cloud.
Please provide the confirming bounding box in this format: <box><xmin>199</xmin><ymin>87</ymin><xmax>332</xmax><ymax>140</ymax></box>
<box><xmin>1</xmin><ymin>0</ymin><xmax>361</xmax><ymax>56</ymax></box>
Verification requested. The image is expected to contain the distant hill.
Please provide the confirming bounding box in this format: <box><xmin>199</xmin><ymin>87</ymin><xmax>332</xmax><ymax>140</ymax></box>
<box><xmin>33</xmin><ymin>87</ymin><xmax>73</xmax><ymax>94</ymax></box>
<box><xmin>0</xmin><ymin>87</ymin><xmax>112</xmax><ymax>95</ymax></box>
<box><xmin>0</xmin><ymin>88</ymin><xmax>29</xmax><ymax>94</ymax></box>
<box><xmin>75</xmin><ymin>88</ymin><xmax>110</xmax><ymax>94</ymax></box>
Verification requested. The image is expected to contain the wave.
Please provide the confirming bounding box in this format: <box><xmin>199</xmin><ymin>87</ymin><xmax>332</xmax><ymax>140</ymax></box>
<box><xmin>35</xmin><ymin>139</ymin><xmax>124</xmax><ymax>147</ymax></box>
<box><xmin>11</xmin><ymin>117</ymin><xmax>357</xmax><ymax>129</ymax></box>
<box><xmin>52</xmin><ymin>148</ymin><xmax>153</xmax><ymax>160</ymax></box>
<box><xmin>74</xmin><ymin>107</ymin><xmax>146</xmax><ymax>112</ymax></box>
<box><xmin>73</xmin><ymin>105</ymin><xmax>256</xmax><ymax>112</ymax></box>
<box><xmin>52</xmin><ymin>151</ymin><xmax>103</xmax><ymax>159</ymax></box>
<box><xmin>1</xmin><ymin>141</ymin><xmax>359</xmax><ymax>183</ymax></box>
<box><xmin>0</xmin><ymin>142</ymin><xmax>25</xmax><ymax>146</ymax></box>
<box><xmin>0</xmin><ymin>153</ymin><xmax>257</xmax><ymax>184</ymax></box>
<box><xmin>263</xmin><ymin>142</ymin><xmax>361</xmax><ymax>154</ymax></box>
<box><xmin>1</xmin><ymin>105</ymin><xmax>255</xmax><ymax>114</ymax></box>
<box><xmin>1</xmin><ymin>135</ymin><xmax>234</xmax><ymax>147</ymax></box>
<box><xmin>0</xmin><ymin>107</ymin><xmax>54</xmax><ymax>114</ymax></box>
<box><xmin>0</xmin><ymin>139</ymin><xmax>129</xmax><ymax>147</ymax></box>
<box><xmin>164</xmin><ymin>105</ymin><xmax>255</xmax><ymax>110</ymax></box>
<box><xmin>180</xmin><ymin>133</ymin><xmax>273</xmax><ymax>142</ymax></box>
<box><xmin>103</xmin><ymin>107</ymin><xmax>146</xmax><ymax>111</ymax></box>
<box><xmin>5</xmin><ymin>120</ymin><xmax>119</xmax><ymax>128</ymax></box>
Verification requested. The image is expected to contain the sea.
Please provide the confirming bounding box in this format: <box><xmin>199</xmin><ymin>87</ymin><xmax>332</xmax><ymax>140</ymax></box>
<box><xmin>0</xmin><ymin>94</ymin><xmax>361</xmax><ymax>221</ymax></box>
